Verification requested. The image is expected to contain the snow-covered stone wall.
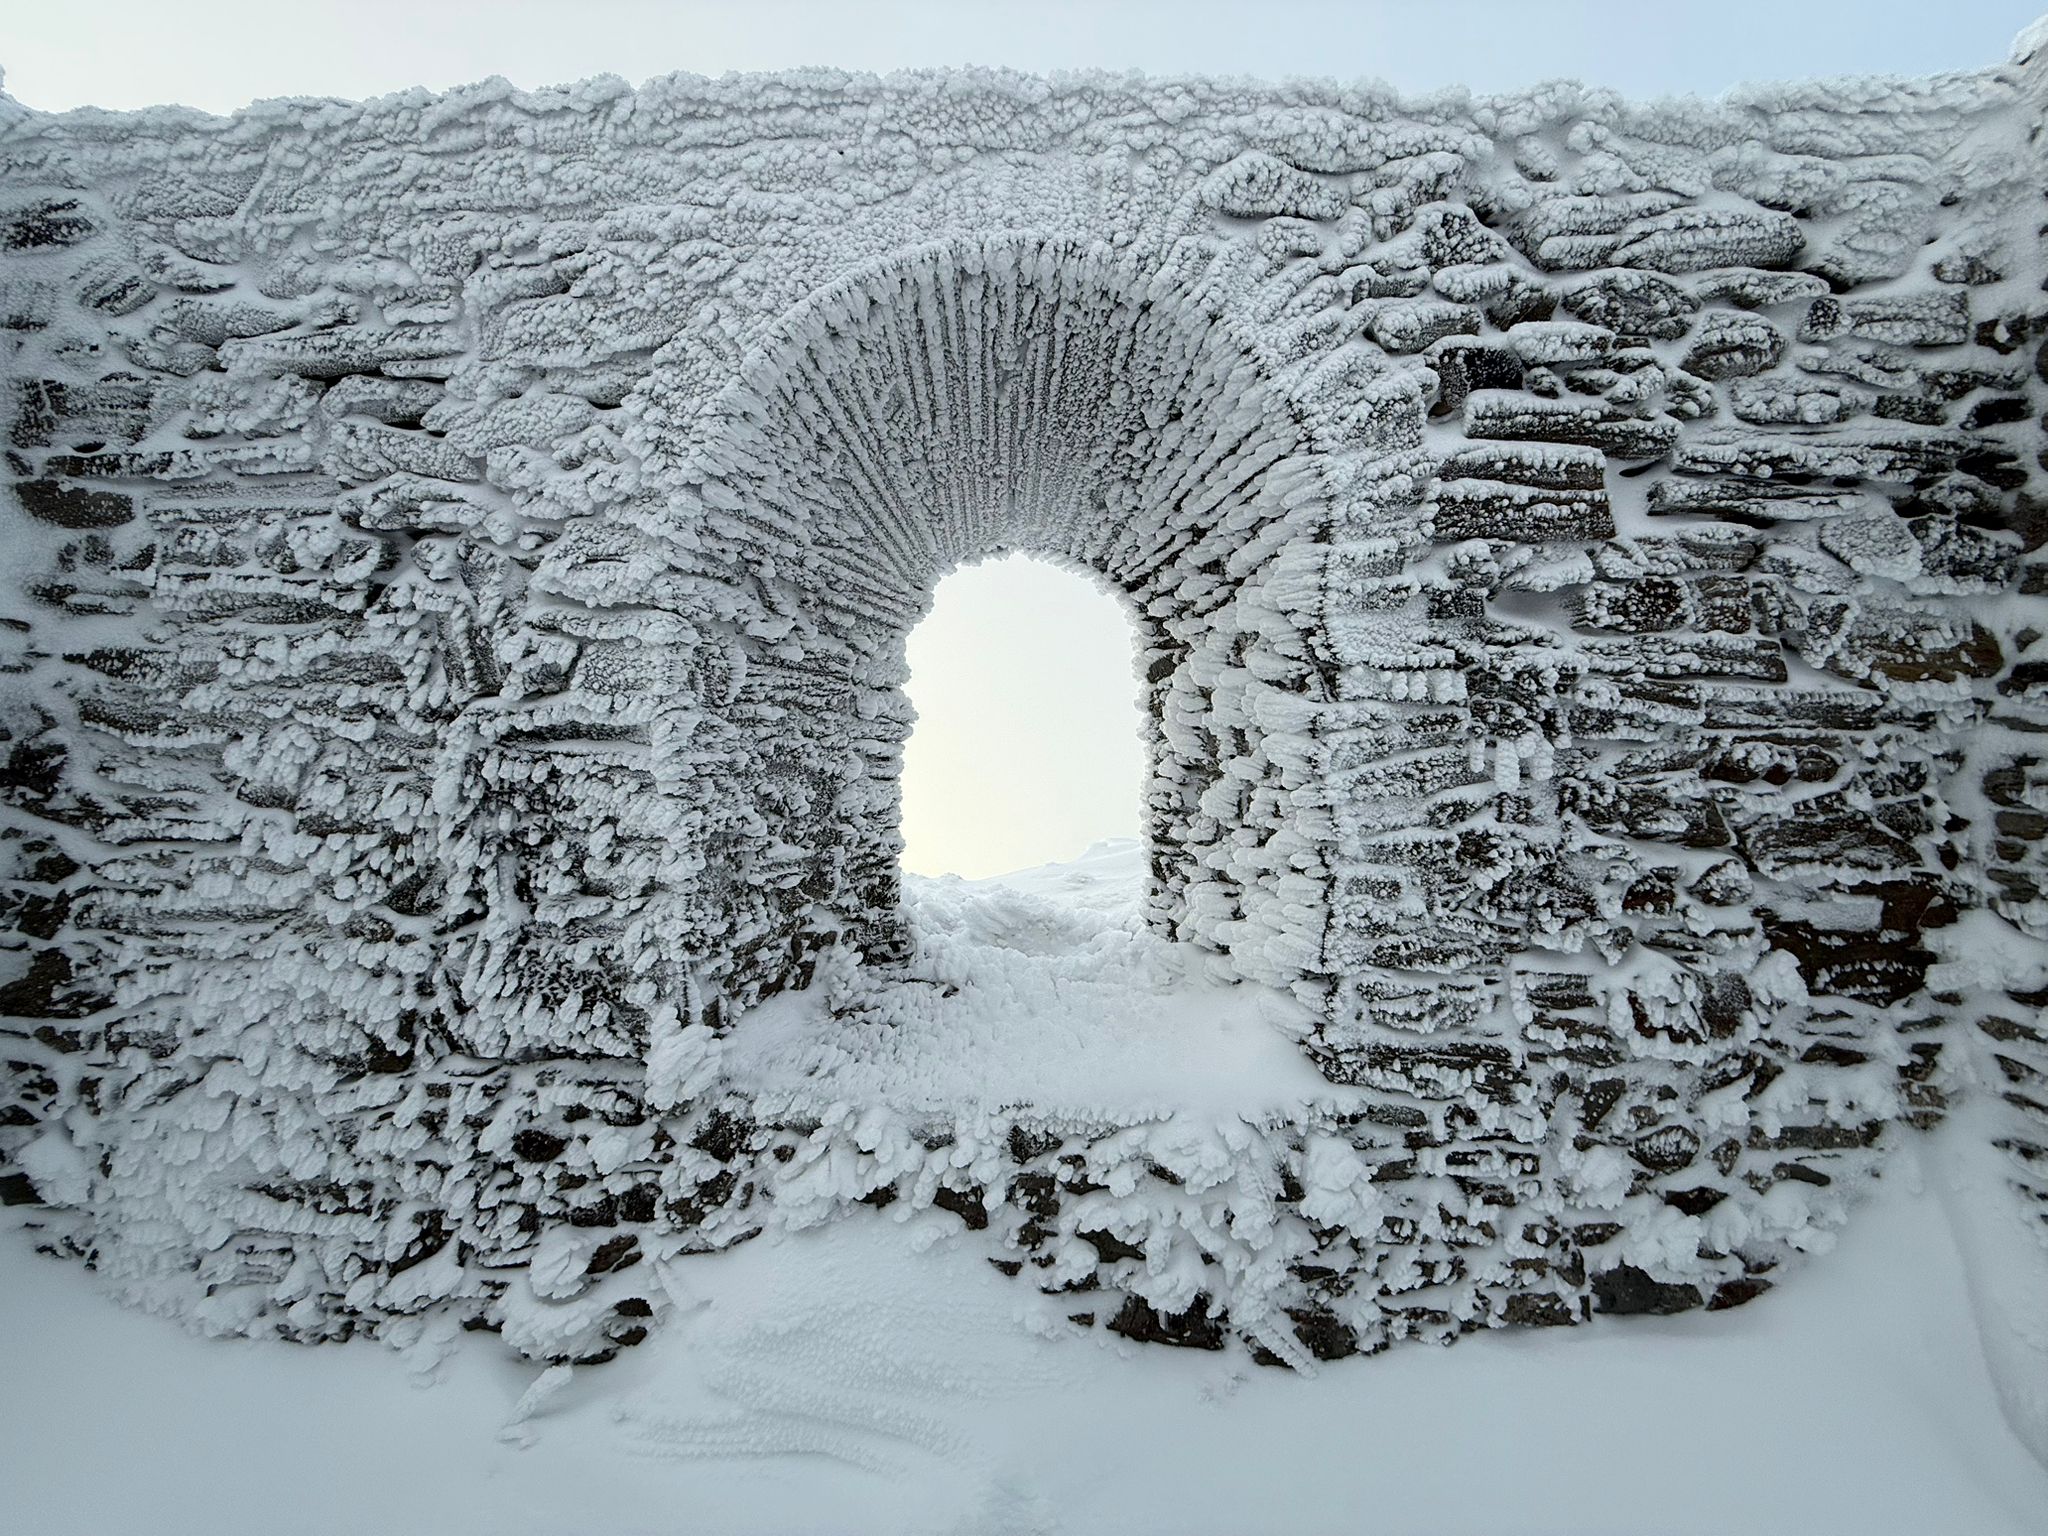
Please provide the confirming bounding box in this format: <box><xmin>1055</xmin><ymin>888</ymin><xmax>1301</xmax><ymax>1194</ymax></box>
<box><xmin>2</xmin><ymin>47</ymin><xmax>2044</xmax><ymax>1364</ymax></box>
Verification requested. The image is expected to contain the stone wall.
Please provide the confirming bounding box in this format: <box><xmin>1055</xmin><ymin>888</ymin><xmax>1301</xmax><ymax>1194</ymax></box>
<box><xmin>1</xmin><ymin>48</ymin><xmax>2043</xmax><ymax>1362</ymax></box>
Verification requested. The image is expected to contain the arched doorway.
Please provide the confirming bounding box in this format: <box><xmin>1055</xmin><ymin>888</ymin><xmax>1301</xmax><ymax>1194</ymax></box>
<box><xmin>586</xmin><ymin>235</ymin><xmax>1343</xmax><ymax>1018</ymax></box>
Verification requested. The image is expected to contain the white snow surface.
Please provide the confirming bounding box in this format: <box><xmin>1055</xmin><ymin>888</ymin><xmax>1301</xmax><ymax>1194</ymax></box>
<box><xmin>5</xmin><ymin>851</ymin><xmax>2046</xmax><ymax>1532</ymax></box>
<box><xmin>725</xmin><ymin>840</ymin><xmax>1345</xmax><ymax>1120</ymax></box>
<box><xmin>3</xmin><ymin>1107</ymin><xmax>2044</xmax><ymax>1536</ymax></box>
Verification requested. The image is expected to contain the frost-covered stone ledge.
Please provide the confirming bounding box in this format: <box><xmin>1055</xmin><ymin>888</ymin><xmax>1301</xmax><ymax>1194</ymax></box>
<box><xmin>1</xmin><ymin>39</ymin><xmax>2045</xmax><ymax>1364</ymax></box>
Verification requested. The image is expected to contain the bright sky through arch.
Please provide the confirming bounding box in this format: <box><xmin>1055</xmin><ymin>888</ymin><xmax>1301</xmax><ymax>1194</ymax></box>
<box><xmin>899</xmin><ymin>556</ymin><xmax>1146</xmax><ymax>879</ymax></box>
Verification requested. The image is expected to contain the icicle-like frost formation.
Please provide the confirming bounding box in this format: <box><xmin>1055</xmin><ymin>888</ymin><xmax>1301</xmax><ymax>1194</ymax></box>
<box><xmin>0</xmin><ymin>43</ymin><xmax>2043</xmax><ymax>1369</ymax></box>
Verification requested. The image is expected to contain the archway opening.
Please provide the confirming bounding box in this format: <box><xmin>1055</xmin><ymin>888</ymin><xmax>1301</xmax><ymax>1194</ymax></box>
<box><xmin>899</xmin><ymin>553</ymin><xmax>1146</xmax><ymax>884</ymax></box>
<box><xmin>619</xmin><ymin>235</ymin><xmax>1338</xmax><ymax>1011</ymax></box>
<box><xmin>722</xmin><ymin>544</ymin><xmax>1336</xmax><ymax>1125</ymax></box>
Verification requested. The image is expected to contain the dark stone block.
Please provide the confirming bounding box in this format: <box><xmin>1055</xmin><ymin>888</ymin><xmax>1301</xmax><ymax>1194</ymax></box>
<box><xmin>1749</xmin><ymin>1122</ymin><xmax>1884</xmax><ymax>1152</ymax></box>
<box><xmin>665</xmin><ymin>1170</ymin><xmax>738</xmax><ymax>1229</ymax></box>
<box><xmin>1286</xmin><ymin>1302</ymin><xmax>1361</xmax><ymax>1358</ymax></box>
<box><xmin>1444</xmin><ymin>440</ymin><xmax>1607</xmax><ymax>490</ymax></box>
<box><xmin>1662</xmin><ymin>1186</ymin><xmax>1727</xmax><ymax>1216</ymax></box>
<box><xmin>77</xmin><ymin>264</ymin><xmax>155</xmax><ymax>316</ymax></box>
<box><xmin>1772</xmin><ymin>1161</ymin><xmax>1834</xmax><ymax>1187</ymax></box>
<box><xmin>511</xmin><ymin>1128</ymin><xmax>568</xmax><ymax>1162</ymax></box>
<box><xmin>617</xmin><ymin>1183</ymin><xmax>659</xmax><ymax>1224</ymax></box>
<box><xmin>1742</xmin><ymin>812</ymin><xmax>1920</xmax><ymax>877</ymax></box>
<box><xmin>0</xmin><ymin>1173</ymin><xmax>41</xmax><ymax>1206</ymax></box>
<box><xmin>15</xmin><ymin>479</ymin><xmax>135</xmax><ymax>529</ymax></box>
<box><xmin>1763</xmin><ymin>918</ymin><xmax>1934</xmax><ymax>1004</ymax></box>
<box><xmin>1701</xmin><ymin>974</ymin><xmax>1753</xmax><ymax>1039</ymax></box>
<box><xmin>1981</xmin><ymin>1015</ymin><xmax>2048</xmax><ymax>1047</ymax></box>
<box><xmin>585</xmin><ymin>1234</ymin><xmax>641</xmax><ymax>1276</ymax></box>
<box><xmin>1961</xmin><ymin>395</ymin><xmax>2030</xmax><ymax>430</ymax></box>
<box><xmin>1873</xmin><ymin>394</ymin><xmax>1948</xmax><ymax>425</ymax></box>
<box><xmin>1579</xmin><ymin>1078</ymin><xmax>1626</xmax><ymax>1129</ymax></box>
<box><xmin>0</xmin><ymin>949</ymin><xmax>107</xmax><ymax>1021</ymax></box>
<box><xmin>1432</xmin><ymin>484</ymin><xmax>1614</xmax><ymax>542</ymax></box>
<box><xmin>1706</xmin><ymin>1276</ymin><xmax>1773</xmax><ymax>1311</ymax></box>
<box><xmin>1975</xmin><ymin>315</ymin><xmax>2030</xmax><ymax>356</ymax></box>
<box><xmin>9</xmin><ymin>890</ymin><xmax>72</xmax><ymax>941</ymax></box>
<box><xmin>1799</xmin><ymin>1040</ymin><xmax>1869</xmax><ymax>1067</ymax></box>
<box><xmin>1953</xmin><ymin>448</ymin><xmax>2025</xmax><ymax>494</ymax></box>
<box><xmin>1010</xmin><ymin>1169</ymin><xmax>1060</xmax><ymax>1226</ymax></box>
<box><xmin>1681</xmin><ymin>314</ymin><xmax>1785</xmax><ymax>381</ymax></box>
<box><xmin>1365</xmin><ymin>1039</ymin><xmax>1524</xmax><ymax>1103</ymax></box>
<box><xmin>1933</xmin><ymin>253</ymin><xmax>2001</xmax><ymax>285</ymax></box>
<box><xmin>2</xmin><ymin>198</ymin><xmax>97</xmax><ymax>250</ymax></box>
<box><xmin>1008</xmin><ymin>1124</ymin><xmax>1061</xmax><ymax>1161</ymax></box>
<box><xmin>1503</xmin><ymin>1291</ymin><xmax>1577</xmax><ymax>1327</ymax></box>
<box><xmin>1465</xmin><ymin>391</ymin><xmax>1679</xmax><ymax>461</ymax></box>
<box><xmin>1565</xmin><ymin>781</ymin><xmax>1732</xmax><ymax>849</ymax></box>
<box><xmin>1107</xmin><ymin>1293</ymin><xmax>1228</xmax><ymax>1350</ymax></box>
<box><xmin>10</xmin><ymin>382</ymin><xmax>58</xmax><ymax>447</ymax></box>
<box><xmin>1591</xmin><ymin>1264</ymin><xmax>1702</xmax><ymax>1316</ymax></box>
<box><xmin>1622</xmin><ymin>869</ymin><xmax>1678</xmax><ymax>914</ymax></box>
<box><xmin>1079</xmin><ymin>1227</ymin><xmax>1145</xmax><ymax>1263</ymax></box>
<box><xmin>932</xmin><ymin>1183</ymin><xmax>989</xmax><ymax>1230</ymax></box>
<box><xmin>1558</xmin><ymin>271</ymin><xmax>1699</xmax><ymax>341</ymax></box>
<box><xmin>1575</xmin><ymin>576</ymin><xmax>1689</xmax><ymax>632</ymax></box>
<box><xmin>1630</xmin><ymin>1125</ymin><xmax>1702</xmax><ymax>1173</ymax></box>
<box><xmin>1427</xmin><ymin>339</ymin><xmax>1524</xmax><ymax>417</ymax></box>
<box><xmin>1860</xmin><ymin>622</ymin><xmax>2002</xmax><ymax>685</ymax></box>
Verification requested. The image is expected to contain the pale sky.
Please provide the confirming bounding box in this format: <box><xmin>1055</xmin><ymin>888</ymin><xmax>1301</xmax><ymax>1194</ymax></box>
<box><xmin>5</xmin><ymin>2</ymin><xmax>2042</xmax><ymax>111</ymax></box>
<box><xmin>5</xmin><ymin>1</ymin><xmax>2039</xmax><ymax>877</ymax></box>
<box><xmin>901</xmin><ymin>558</ymin><xmax>1146</xmax><ymax>879</ymax></box>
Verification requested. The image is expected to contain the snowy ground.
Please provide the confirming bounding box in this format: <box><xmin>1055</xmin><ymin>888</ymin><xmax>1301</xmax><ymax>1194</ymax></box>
<box><xmin>6</xmin><ymin>844</ymin><xmax>2047</xmax><ymax>1535</ymax></box>
<box><xmin>728</xmin><ymin>840</ymin><xmax>1345</xmax><ymax>1120</ymax></box>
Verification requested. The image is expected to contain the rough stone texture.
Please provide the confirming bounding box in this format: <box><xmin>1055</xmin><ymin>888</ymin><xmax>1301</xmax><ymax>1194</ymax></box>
<box><xmin>0</xmin><ymin>50</ymin><xmax>2044</xmax><ymax>1365</ymax></box>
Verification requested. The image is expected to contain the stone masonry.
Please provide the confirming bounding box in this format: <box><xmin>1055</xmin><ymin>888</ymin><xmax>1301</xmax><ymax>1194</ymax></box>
<box><xmin>1</xmin><ymin>45</ymin><xmax>2045</xmax><ymax>1363</ymax></box>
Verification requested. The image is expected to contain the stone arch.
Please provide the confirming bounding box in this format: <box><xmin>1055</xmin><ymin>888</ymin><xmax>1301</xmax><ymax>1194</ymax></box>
<box><xmin>544</xmin><ymin>234</ymin><xmax>1358</xmax><ymax>1016</ymax></box>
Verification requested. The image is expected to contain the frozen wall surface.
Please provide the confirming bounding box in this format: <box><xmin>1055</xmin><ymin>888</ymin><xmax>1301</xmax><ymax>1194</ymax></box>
<box><xmin>2</xmin><ymin>44</ymin><xmax>2044</xmax><ymax>1365</ymax></box>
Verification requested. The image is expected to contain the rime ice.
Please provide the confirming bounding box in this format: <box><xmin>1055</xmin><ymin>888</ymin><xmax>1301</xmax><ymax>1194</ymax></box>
<box><xmin>1</xmin><ymin>48</ymin><xmax>2045</xmax><ymax>1369</ymax></box>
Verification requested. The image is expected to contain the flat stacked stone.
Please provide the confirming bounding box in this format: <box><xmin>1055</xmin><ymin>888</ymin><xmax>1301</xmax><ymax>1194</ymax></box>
<box><xmin>0</xmin><ymin>45</ymin><xmax>2041</xmax><ymax>1362</ymax></box>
